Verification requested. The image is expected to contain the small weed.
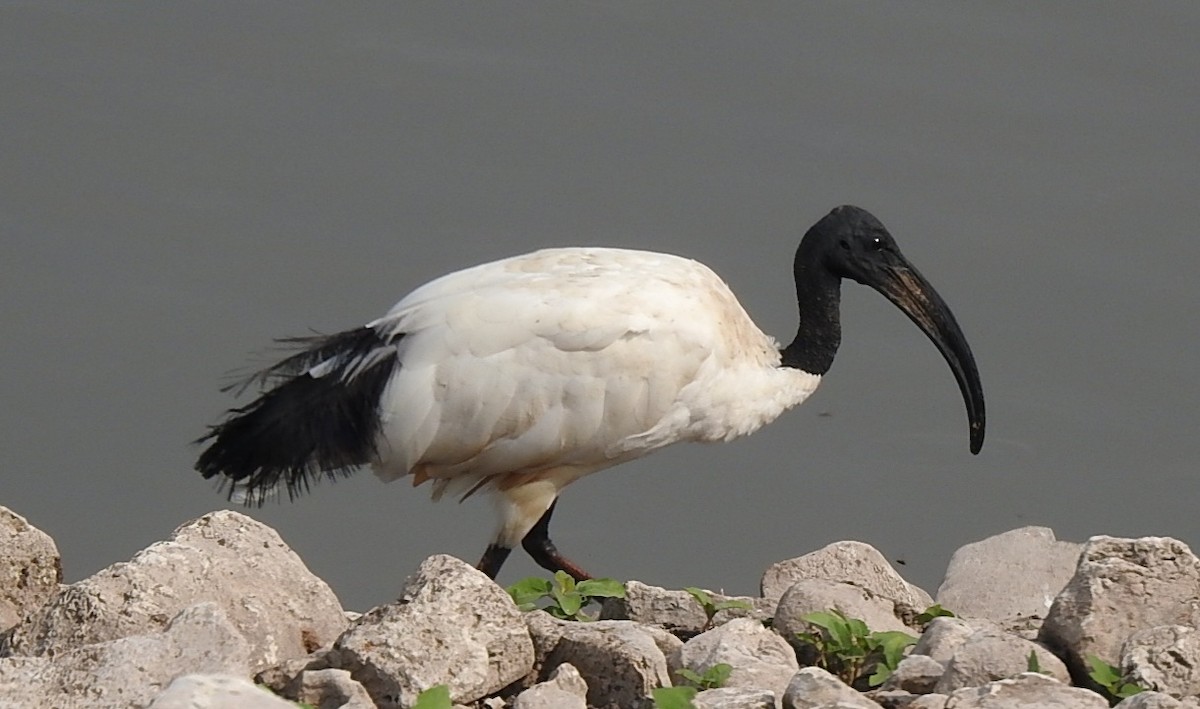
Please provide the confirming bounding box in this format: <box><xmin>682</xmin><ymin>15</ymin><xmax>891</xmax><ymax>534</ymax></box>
<box><xmin>651</xmin><ymin>685</ymin><xmax>698</xmax><ymax>709</ymax></box>
<box><xmin>1026</xmin><ymin>649</ymin><xmax>1044</xmax><ymax>674</ymax></box>
<box><xmin>684</xmin><ymin>587</ymin><xmax>753</xmax><ymax>630</ymax></box>
<box><xmin>507</xmin><ymin>572</ymin><xmax>625</xmax><ymax>621</ymax></box>
<box><xmin>1086</xmin><ymin>655</ymin><xmax>1144</xmax><ymax>702</ymax></box>
<box><xmin>411</xmin><ymin>684</ymin><xmax>452</xmax><ymax>709</ymax></box>
<box><xmin>676</xmin><ymin>663</ymin><xmax>733</xmax><ymax>690</ymax></box>
<box><xmin>914</xmin><ymin>603</ymin><xmax>956</xmax><ymax>626</ymax></box>
<box><xmin>794</xmin><ymin>609</ymin><xmax>916</xmax><ymax>689</ymax></box>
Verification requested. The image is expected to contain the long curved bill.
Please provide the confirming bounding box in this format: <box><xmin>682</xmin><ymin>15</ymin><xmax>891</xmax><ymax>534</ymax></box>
<box><xmin>873</xmin><ymin>259</ymin><xmax>986</xmax><ymax>454</ymax></box>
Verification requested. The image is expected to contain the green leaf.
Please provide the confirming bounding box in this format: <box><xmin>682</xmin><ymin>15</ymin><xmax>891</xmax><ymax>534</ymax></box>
<box><xmin>651</xmin><ymin>686</ymin><xmax>698</xmax><ymax>709</ymax></box>
<box><xmin>412</xmin><ymin>685</ymin><xmax>452</xmax><ymax>709</ymax></box>
<box><xmin>1086</xmin><ymin>655</ymin><xmax>1121</xmax><ymax>686</ymax></box>
<box><xmin>676</xmin><ymin>668</ymin><xmax>705</xmax><ymax>686</ymax></box>
<box><xmin>506</xmin><ymin>577</ymin><xmax>552</xmax><ymax>608</ymax></box>
<box><xmin>1027</xmin><ymin>649</ymin><xmax>1042</xmax><ymax>674</ymax></box>
<box><xmin>553</xmin><ymin>570</ymin><xmax>577</xmax><ymax>594</ymax></box>
<box><xmin>684</xmin><ymin>587</ymin><xmax>713</xmax><ymax>609</ymax></box>
<box><xmin>915</xmin><ymin>603</ymin><xmax>956</xmax><ymax>624</ymax></box>
<box><xmin>704</xmin><ymin>663</ymin><xmax>733</xmax><ymax>689</ymax></box>
<box><xmin>554</xmin><ymin>588</ymin><xmax>584</xmax><ymax>618</ymax></box>
<box><xmin>712</xmin><ymin>598</ymin><xmax>753</xmax><ymax>613</ymax></box>
<box><xmin>577</xmin><ymin>578</ymin><xmax>626</xmax><ymax>599</ymax></box>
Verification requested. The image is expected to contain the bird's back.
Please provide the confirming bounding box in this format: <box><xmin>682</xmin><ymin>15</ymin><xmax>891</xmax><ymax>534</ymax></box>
<box><xmin>367</xmin><ymin>247</ymin><xmax>804</xmax><ymax>498</ymax></box>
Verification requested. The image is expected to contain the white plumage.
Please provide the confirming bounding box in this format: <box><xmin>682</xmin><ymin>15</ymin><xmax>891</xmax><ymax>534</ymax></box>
<box><xmin>197</xmin><ymin>205</ymin><xmax>984</xmax><ymax>581</ymax></box>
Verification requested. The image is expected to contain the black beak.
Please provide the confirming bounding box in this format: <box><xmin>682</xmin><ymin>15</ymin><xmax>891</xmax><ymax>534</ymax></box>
<box><xmin>871</xmin><ymin>259</ymin><xmax>986</xmax><ymax>454</ymax></box>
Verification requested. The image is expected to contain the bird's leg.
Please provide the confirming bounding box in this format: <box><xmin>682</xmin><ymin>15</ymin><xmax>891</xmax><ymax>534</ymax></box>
<box><xmin>521</xmin><ymin>500</ymin><xmax>592</xmax><ymax>581</ymax></box>
<box><xmin>476</xmin><ymin>544</ymin><xmax>512</xmax><ymax>579</ymax></box>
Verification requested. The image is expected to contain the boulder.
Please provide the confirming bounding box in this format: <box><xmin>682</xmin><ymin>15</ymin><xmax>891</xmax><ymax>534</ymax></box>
<box><xmin>1115</xmin><ymin>692</ymin><xmax>1200</xmax><ymax>708</ymax></box>
<box><xmin>881</xmin><ymin>654</ymin><xmax>946</xmax><ymax>694</ymax></box>
<box><xmin>774</xmin><ymin>578</ymin><xmax>911</xmax><ymax>659</ymax></box>
<box><xmin>512</xmin><ymin>663</ymin><xmax>588</xmax><ymax>709</ymax></box>
<box><xmin>543</xmin><ymin>620</ymin><xmax>676</xmax><ymax>709</ymax></box>
<box><xmin>331</xmin><ymin>554</ymin><xmax>533</xmax><ymax>708</ymax></box>
<box><xmin>763</xmin><ymin>542</ymin><xmax>933</xmax><ymax>616</ymax></box>
<box><xmin>1120</xmin><ymin>625</ymin><xmax>1200</xmax><ymax>698</ymax></box>
<box><xmin>3</xmin><ymin>511</ymin><xmax>346</xmax><ymax>672</ymax></box>
<box><xmin>694</xmin><ymin>687</ymin><xmax>777</xmax><ymax>708</ymax></box>
<box><xmin>1039</xmin><ymin>536</ymin><xmax>1200</xmax><ymax>682</ymax></box>
<box><xmin>0</xmin><ymin>507</ymin><xmax>61</xmax><ymax>637</ymax></box>
<box><xmin>934</xmin><ymin>629</ymin><xmax>1069</xmax><ymax>693</ymax></box>
<box><xmin>147</xmin><ymin>673</ymin><xmax>297</xmax><ymax>708</ymax></box>
<box><xmin>936</xmin><ymin>527</ymin><xmax>1080</xmax><ymax>622</ymax></box>
<box><xmin>599</xmin><ymin>581</ymin><xmax>767</xmax><ymax>635</ymax></box>
<box><xmin>671</xmin><ymin>617</ymin><xmax>798</xmax><ymax>702</ymax></box>
<box><xmin>782</xmin><ymin>666</ymin><xmax>882</xmax><ymax>708</ymax></box>
<box><xmin>292</xmin><ymin>668</ymin><xmax>376</xmax><ymax>709</ymax></box>
<box><xmin>943</xmin><ymin>673</ymin><xmax>1108</xmax><ymax>707</ymax></box>
<box><xmin>912</xmin><ymin>617</ymin><xmax>980</xmax><ymax>665</ymax></box>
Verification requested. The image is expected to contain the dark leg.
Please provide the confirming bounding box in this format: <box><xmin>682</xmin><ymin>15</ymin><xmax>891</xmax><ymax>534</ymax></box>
<box><xmin>521</xmin><ymin>500</ymin><xmax>592</xmax><ymax>581</ymax></box>
<box><xmin>477</xmin><ymin>543</ymin><xmax>512</xmax><ymax>579</ymax></box>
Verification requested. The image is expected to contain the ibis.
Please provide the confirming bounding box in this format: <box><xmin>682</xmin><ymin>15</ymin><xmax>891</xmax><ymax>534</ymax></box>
<box><xmin>196</xmin><ymin>205</ymin><xmax>985</xmax><ymax>581</ymax></box>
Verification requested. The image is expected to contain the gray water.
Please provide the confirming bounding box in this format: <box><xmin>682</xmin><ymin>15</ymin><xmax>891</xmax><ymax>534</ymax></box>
<box><xmin>3</xmin><ymin>3</ymin><xmax>1198</xmax><ymax>612</ymax></box>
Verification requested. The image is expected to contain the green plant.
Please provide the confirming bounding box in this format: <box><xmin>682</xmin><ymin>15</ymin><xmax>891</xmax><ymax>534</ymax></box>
<box><xmin>507</xmin><ymin>572</ymin><xmax>625</xmax><ymax>621</ymax></box>
<box><xmin>651</xmin><ymin>686</ymin><xmax>698</xmax><ymax>709</ymax></box>
<box><xmin>411</xmin><ymin>685</ymin><xmax>452</xmax><ymax>709</ymax></box>
<box><xmin>1086</xmin><ymin>655</ymin><xmax>1144</xmax><ymax>702</ymax></box>
<box><xmin>676</xmin><ymin>663</ymin><xmax>733</xmax><ymax>690</ymax></box>
<box><xmin>794</xmin><ymin>609</ymin><xmax>916</xmax><ymax>688</ymax></box>
<box><xmin>684</xmin><ymin>587</ymin><xmax>753</xmax><ymax>629</ymax></box>
<box><xmin>1026</xmin><ymin>649</ymin><xmax>1044</xmax><ymax>674</ymax></box>
<box><xmin>914</xmin><ymin>603</ymin><xmax>956</xmax><ymax>626</ymax></box>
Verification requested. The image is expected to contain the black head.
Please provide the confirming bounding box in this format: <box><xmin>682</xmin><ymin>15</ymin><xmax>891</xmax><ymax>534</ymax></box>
<box><xmin>790</xmin><ymin>205</ymin><xmax>986</xmax><ymax>454</ymax></box>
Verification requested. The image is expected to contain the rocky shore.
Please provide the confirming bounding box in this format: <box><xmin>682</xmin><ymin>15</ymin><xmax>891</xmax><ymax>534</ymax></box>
<box><xmin>1</xmin><ymin>506</ymin><xmax>1198</xmax><ymax>709</ymax></box>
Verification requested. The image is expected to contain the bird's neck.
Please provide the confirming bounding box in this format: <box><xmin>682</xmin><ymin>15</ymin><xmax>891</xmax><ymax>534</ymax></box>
<box><xmin>780</xmin><ymin>263</ymin><xmax>842</xmax><ymax>375</ymax></box>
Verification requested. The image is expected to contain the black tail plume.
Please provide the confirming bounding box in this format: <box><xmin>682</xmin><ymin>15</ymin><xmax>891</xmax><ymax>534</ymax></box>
<box><xmin>195</xmin><ymin>326</ymin><xmax>401</xmax><ymax>505</ymax></box>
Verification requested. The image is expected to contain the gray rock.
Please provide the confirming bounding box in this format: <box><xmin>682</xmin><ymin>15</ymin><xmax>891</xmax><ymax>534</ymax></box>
<box><xmin>524</xmin><ymin>609</ymin><xmax>570</xmax><ymax>685</ymax></box>
<box><xmin>909</xmin><ymin>696</ymin><xmax>949</xmax><ymax>709</ymax></box>
<box><xmin>943</xmin><ymin>673</ymin><xmax>1108</xmax><ymax>708</ymax></box>
<box><xmin>881</xmin><ymin>654</ymin><xmax>946</xmax><ymax>694</ymax></box>
<box><xmin>512</xmin><ymin>663</ymin><xmax>588</xmax><ymax>709</ymax></box>
<box><xmin>1115</xmin><ymin>692</ymin><xmax>1189</xmax><ymax>709</ymax></box>
<box><xmin>147</xmin><ymin>673</ymin><xmax>298</xmax><ymax>708</ymax></box>
<box><xmin>869</xmin><ymin>689</ymin><xmax>919</xmax><ymax>708</ymax></box>
<box><xmin>544</xmin><ymin>620</ymin><xmax>675</xmax><ymax>709</ymax></box>
<box><xmin>774</xmin><ymin>578</ymin><xmax>912</xmax><ymax>660</ymax></box>
<box><xmin>936</xmin><ymin>527</ymin><xmax>1080</xmax><ymax>622</ymax></box>
<box><xmin>0</xmin><ymin>602</ymin><xmax>253</xmax><ymax>708</ymax></box>
<box><xmin>4</xmin><ymin>511</ymin><xmax>346</xmax><ymax>672</ymax></box>
<box><xmin>934</xmin><ymin>629</ymin><xmax>1069</xmax><ymax>693</ymax></box>
<box><xmin>600</xmin><ymin>581</ymin><xmax>767</xmax><ymax>634</ymax></box>
<box><xmin>332</xmin><ymin>554</ymin><xmax>533</xmax><ymax>708</ymax></box>
<box><xmin>1039</xmin><ymin>536</ymin><xmax>1200</xmax><ymax>682</ymax></box>
<box><xmin>912</xmin><ymin>617</ymin><xmax>978</xmax><ymax>665</ymax></box>
<box><xmin>763</xmin><ymin>541</ymin><xmax>933</xmax><ymax>614</ymax></box>
<box><xmin>672</xmin><ymin>617</ymin><xmax>798</xmax><ymax>704</ymax></box>
<box><xmin>1121</xmin><ymin>625</ymin><xmax>1200</xmax><ymax>697</ymax></box>
<box><xmin>782</xmin><ymin>666</ymin><xmax>883</xmax><ymax>709</ymax></box>
<box><xmin>694</xmin><ymin>687</ymin><xmax>777</xmax><ymax>709</ymax></box>
<box><xmin>0</xmin><ymin>507</ymin><xmax>61</xmax><ymax>634</ymax></box>
<box><xmin>294</xmin><ymin>668</ymin><xmax>377</xmax><ymax>709</ymax></box>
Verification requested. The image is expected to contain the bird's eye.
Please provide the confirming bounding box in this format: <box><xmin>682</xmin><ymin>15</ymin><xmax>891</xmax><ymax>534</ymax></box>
<box><xmin>871</xmin><ymin>237</ymin><xmax>885</xmax><ymax>251</ymax></box>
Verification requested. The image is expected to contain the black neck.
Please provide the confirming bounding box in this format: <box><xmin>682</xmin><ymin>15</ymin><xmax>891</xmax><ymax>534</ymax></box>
<box><xmin>780</xmin><ymin>246</ymin><xmax>843</xmax><ymax>375</ymax></box>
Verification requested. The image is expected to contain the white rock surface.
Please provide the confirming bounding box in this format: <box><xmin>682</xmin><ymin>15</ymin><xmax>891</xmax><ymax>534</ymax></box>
<box><xmin>881</xmin><ymin>654</ymin><xmax>946</xmax><ymax>694</ymax></box>
<box><xmin>147</xmin><ymin>673</ymin><xmax>298</xmax><ymax>708</ymax></box>
<box><xmin>4</xmin><ymin>511</ymin><xmax>346</xmax><ymax>672</ymax></box>
<box><xmin>1121</xmin><ymin>625</ymin><xmax>1200</xmax><ymax>698</ymax></box>
<box><xmin>293</xmin><ymin>667</ymin><xmax>377</xmax><ymax>709</ymax></box>
<box><xmin>0</xmin><ymin>507</ymin><xmax>61</xmax><ymax>635</ymax></box>
<box><xmin>672</xmin><ymin>617</ymin><xmax>798</xmax><ymax>703</ymax></box>
<box><xmin>332</xmin><ymin>554</ymin><xmax>533</xmax><ymax>708</ymax></box>
<box><xmin>512</xmin><ymin>663</ymin><xmax>588</xmax><ymax>709</ymax></box>
<box><xmin>936</xmin><ymin>527</ymin><xmax>1081</xmax><ymax>622</ymax></box>
<box><xmin>782</xmin><ymin>666</ymin><xmax>883</xmax><ymax>709</ymax></box>
<box><xmin>944</xmin><ymin>673</ymin><xmax>1108</xmax><ymax>708</ymax></box>
<box><xmin>1039</xmin><ymin>536</ymin><xmax>1200</xmax><ymax>681</ymax></box>
<box><xmin>774</xmin><ymin>577</ymin><xmax>912</xmax><ymax>659</ymax></box>
<box><xmin>694</xmin><ymin>687</ymin><xmax>777</xmax><ymax>709</ymax></box>
<box><xmin>913</xmin><ymin>617</ymin><xmax>979</xmax><ymax>665</ymax></box>
<box><xmin>543</xmin><ymin>619</ymin><xmax>675</xmax><ymax>709</ymax></box>
<box><xmin>762</xmin><ymin>541</ymin><xmax>933</xmax><ymax>613</ymax></box>
<box><xmin>600</xmin><ymin>581</ymin><xmax>767</xmax><ymax>633</ymax></box>
<box><xmin>934</xmin><ymin>629</ymin><xmax>1069</xmax><ymax>693</ymax></box>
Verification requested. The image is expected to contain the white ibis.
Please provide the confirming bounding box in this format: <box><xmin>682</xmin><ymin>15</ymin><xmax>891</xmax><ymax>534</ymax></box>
<box><xmin>196</xmin><ymin>205</ymin><xmax>985</xmax><ymax>580</ymax></box>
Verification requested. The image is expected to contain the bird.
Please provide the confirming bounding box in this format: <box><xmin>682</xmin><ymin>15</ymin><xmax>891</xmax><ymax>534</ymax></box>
<box><xmin>195</xmin><ymin>205</ymin><xmax>985</xmax><ymax>581</ymax></box>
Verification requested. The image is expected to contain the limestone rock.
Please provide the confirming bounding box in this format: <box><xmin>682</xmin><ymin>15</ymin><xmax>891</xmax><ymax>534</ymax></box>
<box><xmin>782</xmin><ymin>666</ymin><xmax>883</xmax><ymax>708</ymax></box>
<box><xmin>1115</xmin><ymin>692</ymin><xmax>1200</xmax><ymax>709</ymax></box>
<box><xmin>672</xmin><ymin>617</ymin><xmax>798</xmax><ymax>701</ymax></box>
<box><xmin>909</xmin><ymin>696</ymin><xmax>949</xmax><ymax>709</ymax></box>
<box><xmin>544</xmin><ymin>620</ymin><xmax>674</xmax><ymax>708</ymax></box>
<box><xmin>331</xmin><ymin>554</ymin><xmax>533</xmax><ymax>708</ymax></box>
<box><xmin>1039</xmin><ymin>536</ymin><xmax>1200</xmax><ymax>682</ymax></box>
<box><xmin>294</xmin><ymin>668</ymin><xmax>376</xmax><ymax>709</ymax></box>
<box><xmin>762</xmin><ymin>541</ymin><xmax>933</xmax><ymax>614</ymax></box>
<box><xmin>0</xmin><ymin>507</ymin><xmax>61</xmax><ymax>636</ymax></box>
<box><xmin>147</xmin><ymin>673</ymin><xmax>298</xmax><ymax>708</ymax></box>
<box><xmin>1120</xmin><ymin>625</ymin><xmax>1200</xmax><ymax>698</ymax></box>
<box><xmin>912</xmin><ymin>617</ymin><xmax>979</xmax><ymax>665</ymax></box>
<box><xmin>943</xmin><ymin>673</ymin><xmax>1108</xmax><ymax>708</ymax></box>
<box><xmin>0</xmin><ymin>602</ymin><xmax>253</xmax><ymax>708</ymax></box>
<box><xmin>936</xmin><ymin>527</ymin><xmax>1080</xmax><ymax>622</ymax></box>
<box><xmin>600</xmin><ymin>581</ymin><xmax>767</xmax><ymax>635</ymax></box>
<box><xmin>694</xmin><ymin>687</ymin><xmax>777</xmax><ymax>709</ymax></box>
<box><xmin>934</xmin><ymin>629</ymin><xmax>1069</xmax><ymax>693</ymax></box>
<box><xmin>512</xmin><ymin>663</ymin><xmax>588</xmax><ymax>709</ymax></box>
<box><xmin>881</xmin><ymin>654</ymin><xmax>946</xmax><ymax>694</ymax></box>
<box><xmin>774</xmin><ymin>578</ymin><xmax>911</xmax><ymax>660</ymax></box>
<box><xmin>4</xmin><ymin>511</ymin><xmax>346</xmax><ymax>672</ymax></box>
